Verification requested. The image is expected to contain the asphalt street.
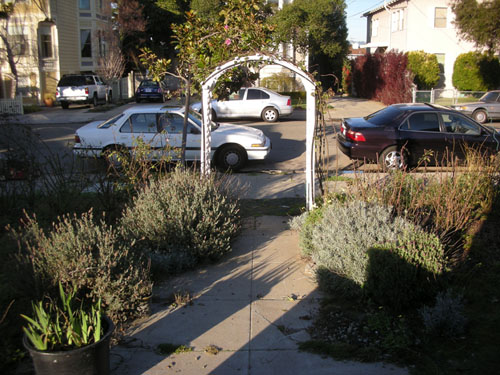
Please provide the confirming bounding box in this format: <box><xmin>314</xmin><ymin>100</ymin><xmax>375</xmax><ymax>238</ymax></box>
<box><xmin>7</xmin><ymin>99</ymin><xmax>500</xmax><ymax>174</ymax></box>
<box><xmin>13</xmin><ymin>102</ymin><xmax>348</xmax><ymax>173</ymax></box>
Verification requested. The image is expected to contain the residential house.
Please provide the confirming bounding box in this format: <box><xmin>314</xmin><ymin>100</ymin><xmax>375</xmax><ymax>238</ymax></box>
<box><xmin>362</xmin><ymin>0</ymin><xmax>476</xmax><ymax>90</ymax></box>
<box><xmin>347</xmin><ymin>43</ymin><xmax>367</xmax><ymax>60</ymax></box>
<box><xmin>0</xmin><ymin>0</ymin><xmax>111</xmax><ymax>103</ymax></box>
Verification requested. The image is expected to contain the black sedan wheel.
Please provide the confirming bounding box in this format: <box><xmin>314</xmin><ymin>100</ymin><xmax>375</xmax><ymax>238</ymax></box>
<box><xmin>380</xmin><ymin>146</ymin><xmax>406</xmax><ymax>171</ymax></box>
<box><xmin>216</xmin><ymin>145</ymin><xmax>247</xmax><ymax>172</ymax></box>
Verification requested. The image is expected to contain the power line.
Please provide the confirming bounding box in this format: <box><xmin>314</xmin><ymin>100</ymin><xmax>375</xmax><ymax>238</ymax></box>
<box><xmin>347</xmin><ymin>0</ymin><xmax>385</xmax><ymax>19</ymax></box>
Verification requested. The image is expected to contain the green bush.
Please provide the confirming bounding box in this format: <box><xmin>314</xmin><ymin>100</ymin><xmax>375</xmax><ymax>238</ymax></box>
<box><xmin>452</xmin><ymin>52</ymin><xmax>500</xmax><ymax>91</ymax></box>
<box><xmin>365</xmin><ymin>228</ymin><xmax>447</xmax><ymax>311</ymax></box>
<box><xmin>281</xmin><ymin>91</ymin><xmax>306</xmax><ymax>101</ymax></box>
<box><xmin>303</xmin><ymin>200</ymin><xmax>412</xmax><ymax>296</ymax></box>
<box><xmin>121</xmin><ymin>169</ymin><xmax>240</xmax><ymax>272</ymax></box>
<box><xmin>419</xmin><ymin>290</ymin><xmax>467</xmax><ymax>337</ymax></box>
<box><xmin>261</xmin><ymin>72</ymin><xmax>304</xmax><ymax>92</ymax></box>
<box><xmin>407</xmin><ymin>51</ymin><xmax>440</xmax><ymax>89</ymax></box>
<box><xmin>11</xmin><ymin>210</ymin><xmax>152</xmax><ymax>324</ymax></box>
<box><xmin>289</xmin><ymin>206</ymin><xmax>325</xmax><ymax>257</ymax></box>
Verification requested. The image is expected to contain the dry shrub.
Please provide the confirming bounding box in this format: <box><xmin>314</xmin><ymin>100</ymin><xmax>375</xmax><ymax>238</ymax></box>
<box><xmin>350</xmin><ymin>149</ymin><xmax>499</xmax><ymax>263</ymax></box>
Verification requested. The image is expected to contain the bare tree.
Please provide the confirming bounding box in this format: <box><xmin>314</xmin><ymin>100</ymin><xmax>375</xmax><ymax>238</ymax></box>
<box><xmin>96</xmin><ymin>2</ymin><xmax>126</xmax><ymax>101</ymax></box>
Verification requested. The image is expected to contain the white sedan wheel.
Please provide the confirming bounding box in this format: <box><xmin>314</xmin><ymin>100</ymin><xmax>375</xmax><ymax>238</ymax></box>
<box><xmin>262</xmin><ymin>107</ymin><xmax>278</xmax><ymax>122</ymax></box>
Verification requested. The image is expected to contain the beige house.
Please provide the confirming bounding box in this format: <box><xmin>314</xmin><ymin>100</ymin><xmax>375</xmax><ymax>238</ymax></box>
<box><xmin>0</xmin><ymin>0</ymin><xmax>111</xmax><ymax>103</ymax></box>
<box><xmin>362</xmin><ymin>0</ymin><xmax>476</xmax><ymax>89</ymax></box>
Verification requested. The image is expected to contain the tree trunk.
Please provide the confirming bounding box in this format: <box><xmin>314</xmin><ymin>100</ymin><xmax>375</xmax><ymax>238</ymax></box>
<box><xmin>181</xmin><ymin>77</ymin><xmax>191</xmax><ymax>167</ymax></box>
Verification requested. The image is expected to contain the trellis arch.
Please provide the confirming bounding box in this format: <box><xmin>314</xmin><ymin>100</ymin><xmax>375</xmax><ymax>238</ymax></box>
<box><xmin>201</xmin><ymin>54</ymin><xmax>317</xmax><ymax>210</ymax></box>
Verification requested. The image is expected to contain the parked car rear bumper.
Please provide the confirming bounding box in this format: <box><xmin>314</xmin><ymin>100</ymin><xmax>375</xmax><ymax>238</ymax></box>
<box><xmin>57</xmin><ymin>96</ymin><xmax>91</xmax><ymax>104</ymax></box>
<box><xmin>136</xmin><ymin>93</ymin><xmax>163</xmax><ymax>101</ymax></box>
<box><xmin>337</xmin><ymin>137</ymin><xmax>378</xmax><ymax>162</ymax></box>
<box><xmin>73</xmin><ymin>146</ymin><xmax>102</xmax><ymax>158</ymax></box>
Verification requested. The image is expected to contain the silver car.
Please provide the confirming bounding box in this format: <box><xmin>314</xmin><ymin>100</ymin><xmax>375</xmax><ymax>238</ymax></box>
<box><xmin>193</xmin><ymin>87</ymin><xmax>293</xmax><ymax>123</ymax></box>
<box><xmin>451</xmin><ymin>91</ymin><xmax>500</xmax><ymax>124</ymax></box>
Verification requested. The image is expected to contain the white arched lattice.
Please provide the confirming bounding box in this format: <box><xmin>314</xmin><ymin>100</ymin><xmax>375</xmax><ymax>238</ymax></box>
<box><xmin>201</xmin><ymin>54</ymin><xmax>317</xmax><ymax>210</ymax></box>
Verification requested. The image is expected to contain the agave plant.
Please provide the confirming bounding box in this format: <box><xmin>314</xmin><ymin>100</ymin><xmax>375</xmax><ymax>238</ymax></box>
<box><xmin>21</xmin><ymin>283</ymin><xmax>103</xmax><ymax>351</ymax></box>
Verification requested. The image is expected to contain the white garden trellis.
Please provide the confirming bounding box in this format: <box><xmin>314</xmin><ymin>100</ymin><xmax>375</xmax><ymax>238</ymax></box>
<box><xmin>200</xmin><ymin>54</ymin><xmax>317</xmax><ymax>210</ymax></box>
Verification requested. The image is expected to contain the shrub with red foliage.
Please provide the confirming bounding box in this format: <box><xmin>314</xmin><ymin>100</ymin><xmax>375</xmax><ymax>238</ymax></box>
<box><xmin>352</xmin><ymin>51</ymin><xmax>413</xmax><ymax>105</ymax></box>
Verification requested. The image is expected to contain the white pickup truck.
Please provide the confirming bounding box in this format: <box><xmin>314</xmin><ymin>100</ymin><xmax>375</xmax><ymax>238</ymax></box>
<box><xmin>56</xmin><ymin>74</ymin><xmax>111</xmax><ymax>109</ymax></box>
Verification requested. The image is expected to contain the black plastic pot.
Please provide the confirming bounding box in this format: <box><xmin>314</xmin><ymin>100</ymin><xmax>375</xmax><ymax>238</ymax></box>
<box><xmin>23</xmin><ymin>316</ymin><xmax>114</xmax><ymax>375</ymax></box>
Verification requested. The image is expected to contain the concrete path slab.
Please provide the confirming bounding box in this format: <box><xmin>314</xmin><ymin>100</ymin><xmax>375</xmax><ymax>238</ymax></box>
<box><xmin>111</xmin><ymin>216</ymin><xmax>408</xmax><ymax>375</ymax></box>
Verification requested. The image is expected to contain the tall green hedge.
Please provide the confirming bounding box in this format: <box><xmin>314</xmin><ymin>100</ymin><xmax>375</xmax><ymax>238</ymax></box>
<box><xmin>407</xmin><ymin>51</ymin><xmax>440</xmax><ymax>89</ymax></box>
<box><xmin>452</xmin><ymin>52</ymin><xmax>500</xmax><ymax>91</ymax></box>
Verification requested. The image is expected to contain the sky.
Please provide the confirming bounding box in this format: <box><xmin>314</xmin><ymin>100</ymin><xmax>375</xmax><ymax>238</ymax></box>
<box><xmin>346</xmin><ymin>0</ymin><xmax>385</xmax><ymax>43</ymax></box>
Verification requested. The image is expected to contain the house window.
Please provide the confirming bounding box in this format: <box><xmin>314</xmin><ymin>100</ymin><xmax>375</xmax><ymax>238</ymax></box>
<box><xmin>80</xmin><ymin>29</ymin><xmax>92</xmax><ymax>58</ymax></box>
<box><xmin>372</xmin><ymin>19</ymin><xmax>379</xmax><ymax>37</ymax></box>
<box><xmin>434</xmin><ymin>7</ymin><xmax>447</xmax><ymax>28</ymax></box>
<box><xmin>7</xmin><ymin>35</ymin><xmax>27</xmax><ymax>56</ymax></box>
<box><xmin>79</xmin><ymin>0</ymin><xmax>90</xmax><ymax>10</ymax></box>
<box><xmin>391</xmin><ymin>9</ymin><xmax>404</xmax><ymax>32</ymax></box>
<box><xmin>435</xmin><ymin>53</ymin><xmax>445</xmax><ymax>73</ymax></box>
<box><xmin>41</xmin><ymin>34</ymin><xmax>53</xmax><ymax>58</ymax></box>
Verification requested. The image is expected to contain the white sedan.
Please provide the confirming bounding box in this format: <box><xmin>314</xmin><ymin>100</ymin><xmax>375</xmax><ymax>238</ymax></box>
<box><xmin>73</xmin><ymin>105</ymin><xmax>271</xmax><ymax>171</ymax></box>
<box><xmin>192</xmin><ymin>87</ymin><xmax>293</xmax><ymax>122</ymax></box>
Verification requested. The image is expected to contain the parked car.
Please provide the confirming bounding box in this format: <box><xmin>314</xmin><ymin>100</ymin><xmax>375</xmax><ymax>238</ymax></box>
<box><xmin>337</xmin><ymin>103</ymin><xmax>500</xmax><ymax>170</ymax></box>
<box><xmin>191</xmin><ymin>87</ymin><xmax>293</xmax><ymax>122</ymax></box>
<box><xmin>56</xmin><ymin>74</ymin><xmax>110</xmax><ymax>109</ymax></box>
<box><xmin>135</xmin><ymin>80</ymin><xmax>166</xmax><ymax>103</ymax></box>
<box><xmin>450</xmin><ymin>91</ymin><xmax>500</xmax><ymax>124</ymax></box>
<box><xmin>73</xmin><ymin>105</ymin><xmax>271</xmax><ymax>171</ymax></box>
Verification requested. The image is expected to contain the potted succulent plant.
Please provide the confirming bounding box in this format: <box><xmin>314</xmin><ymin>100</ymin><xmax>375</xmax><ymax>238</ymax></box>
<box><xmin>21</xmin><ymin>283</ymin><xmax>114</xmax><ymax>375</ymax></box>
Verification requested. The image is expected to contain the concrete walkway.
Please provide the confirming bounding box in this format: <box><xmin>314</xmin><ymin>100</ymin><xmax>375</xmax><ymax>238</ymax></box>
<box><xmin>110</xmin><ymin>217</ymin><xmax>407</xmax><ymax>375</ymax></box>
<box><xmin>106</xmin><ymin>98</ymin><xmax>402</xmax><ymax>375</ymax></box>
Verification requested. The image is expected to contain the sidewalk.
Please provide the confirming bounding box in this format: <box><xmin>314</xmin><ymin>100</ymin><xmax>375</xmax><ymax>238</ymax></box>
<box><xmin>326</xmin><ymin>96</ymin><xmax>386</xmax><ymax>120</ymax></box>
<box><xmin>111</xmin><ymin>216</ymin><xmax>407</xmax><ymax>375</ymax></box>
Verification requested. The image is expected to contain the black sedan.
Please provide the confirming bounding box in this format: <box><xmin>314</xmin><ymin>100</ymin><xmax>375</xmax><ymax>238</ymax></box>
<box><xmin>337</xmin><ymin>103</ymin><xmax>500</xmax><ymax>170</ymax></box>
<box><xmin>135</xmin><ymin>80</ymin><xmax>165</xmax><ymax>103</ymax></box>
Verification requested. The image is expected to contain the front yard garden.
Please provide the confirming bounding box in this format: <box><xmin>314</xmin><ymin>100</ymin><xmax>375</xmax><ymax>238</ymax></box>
<box><xmin>1</xmin><ymin>119</ymin><xmax>499</xmax><ymax>374</ymax></box>
<box><xmin>292</xmin><ymin>151</ymin><xmax>500</xmax><ymax>374</ymax></box>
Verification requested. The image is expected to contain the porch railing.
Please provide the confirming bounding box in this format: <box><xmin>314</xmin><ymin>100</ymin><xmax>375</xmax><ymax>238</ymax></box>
<box><xmin>0</xmin><ymin>96</ymin><xmax>24</xmax><ymax>115</ymax></box>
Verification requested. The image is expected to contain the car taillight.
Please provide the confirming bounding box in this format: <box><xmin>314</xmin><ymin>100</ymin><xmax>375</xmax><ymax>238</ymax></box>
<box><xmin>75</xmin><ymin>135</ymin><xmax>81</xmax><ymax>143</ymax></box>
<box><xmin>85</xmin><ymin>87</ymin><xmax>89</xmax><ymax>95</ymax></box>
<box><xmin>287</xmin><ymin>98</ymin><xmax>291</xmax><ymax>106</ymax></box>
<box><xmin>346</xmin><ymin>129</ymin><xmax>366</xmax><ymax>142</ymax></box>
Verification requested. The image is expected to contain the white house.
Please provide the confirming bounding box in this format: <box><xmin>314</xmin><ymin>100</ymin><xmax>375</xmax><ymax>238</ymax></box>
<box><xmin>362</xmin><ymin>0</ymin><xmax>477</xmax><ymax>90</ymax></box>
